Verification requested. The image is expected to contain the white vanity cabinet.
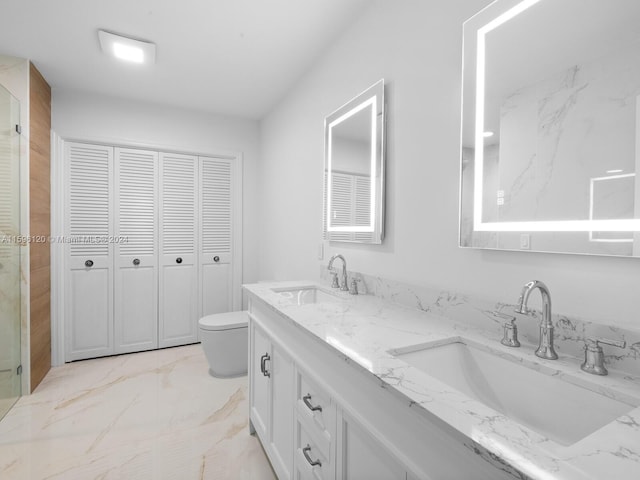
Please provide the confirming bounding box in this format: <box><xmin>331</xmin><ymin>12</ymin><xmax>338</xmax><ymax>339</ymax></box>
<box><xmin>248</xmin><ymin>294</ymin><xmax>518</xmax><ymax>480</ymax></box>
<box><xmin>249</xmin><ymin>319</ymin><xmax>295</xmax><ymax>480</ymax></box>
<box><xmin>336</xmin><ymin>410</ymin><xmax>406</xmax><ymax>480</ymax></box>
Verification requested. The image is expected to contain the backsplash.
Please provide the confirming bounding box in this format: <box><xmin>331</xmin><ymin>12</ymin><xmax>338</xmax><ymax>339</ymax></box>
<box><xmin>320</xmin><ymin>268</ymin><xmax>640</xmax><ymax>377</ymax></box>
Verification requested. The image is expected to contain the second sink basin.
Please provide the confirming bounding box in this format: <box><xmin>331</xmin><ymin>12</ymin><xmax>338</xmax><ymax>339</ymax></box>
<box><xmin>390</xmin><ymin>338</ymin><xmax>637</xmax><ymax>446</ymax></box>
<box><xmin>272</xmin><ymin>286</ymin><xmax>340</xmax><ymax>305</ymax></box>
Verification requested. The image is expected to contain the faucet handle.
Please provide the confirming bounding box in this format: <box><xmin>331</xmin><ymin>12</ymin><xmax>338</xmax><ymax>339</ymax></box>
<box><xmin>581</xmin><ymin>337</ymin><xmax>626</xmax><ymax>376</ymax></box>
<box><xmin>586</xmin><ymin>337</ymin><xmax>626</xmax><ymax>349</ymax></box>
<box><xmin>493</xmin><ymin>311</ymin><xmax>521</xmax><ymax>347</ymax></box>
<box><xmin>329</xmin><ymin>271</ymin><xmax>340</xmax><ymax>288</ymax></box>
<box><xmin>349</xmin><ymin>278</ymin><xmax>361</xmax><ymax>295</ymax></box>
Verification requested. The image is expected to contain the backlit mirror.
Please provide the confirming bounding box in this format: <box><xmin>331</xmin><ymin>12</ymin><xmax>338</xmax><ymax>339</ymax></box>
<box><xmin>324</xmin><ymin>79</ymin><xmax>385</xmax><ymax>244</ymax></box>
<box><xmin>460</xmin><ymin>0</ymin><xmax>640</xmax><ymax>256</ymax></box>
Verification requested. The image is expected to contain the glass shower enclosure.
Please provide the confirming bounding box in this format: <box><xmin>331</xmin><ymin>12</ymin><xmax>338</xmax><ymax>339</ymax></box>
<box><xmin>0</xmin><ymin>82</ymin><xmax>21</xmax><ymax>420</ymax></box>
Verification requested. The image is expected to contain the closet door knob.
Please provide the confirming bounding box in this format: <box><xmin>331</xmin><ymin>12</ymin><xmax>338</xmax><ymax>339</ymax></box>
<box><xmin>176</xmin><ymin>257</ymin><xmax>182</xmax><ymax>264</ymax></box>
<box><xmin>213</xmin><ymin>256</ymin><xmax>220</xmax><ymax>262</ymax></box>
<box><xmin>133</xmin><ymin>258</ymin><xmax>140</xmax><ymax>266</ymax></box>
<box><xmin>85</xmin><ymin>260</ymin><xmax>94</xmax><ymax>268</ymax></box>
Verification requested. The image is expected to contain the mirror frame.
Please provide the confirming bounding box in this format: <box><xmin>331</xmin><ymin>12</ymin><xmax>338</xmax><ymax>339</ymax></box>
<box><xmin>459</xmin><ymin>0</ymin><xmax>640</xmax><ymax>256</ymax></box>
<box><xmin>324</xmin><ymin>79</ymin><xmax>385</xmax><ymax>244</ymax></box>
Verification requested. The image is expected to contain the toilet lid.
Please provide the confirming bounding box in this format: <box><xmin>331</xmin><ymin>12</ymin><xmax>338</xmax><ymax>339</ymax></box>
<box><xmin>198</xmin><ymin>311</ymin><xmax>248</xmax><ymax>331</ymax></box>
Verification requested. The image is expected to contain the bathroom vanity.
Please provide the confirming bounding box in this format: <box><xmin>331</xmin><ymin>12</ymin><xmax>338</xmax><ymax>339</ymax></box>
<box><xmin>244</xmin><ymin>281</ymin><xmax>640</xmax><ymax>480</ymax></box>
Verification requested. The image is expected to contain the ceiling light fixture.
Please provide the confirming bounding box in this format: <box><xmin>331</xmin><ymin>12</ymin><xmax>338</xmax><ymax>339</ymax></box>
<box><xmin>98</xmin><ymin>30</ymin><xmax>156</xmax><ymax>64</ymax></box>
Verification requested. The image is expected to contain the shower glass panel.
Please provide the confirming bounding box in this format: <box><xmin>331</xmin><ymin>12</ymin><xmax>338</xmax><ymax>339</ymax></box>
<box><xmin>0</xmin><ymin>83</ymin><xmax>21</xmax><ymax>421</ymax></box>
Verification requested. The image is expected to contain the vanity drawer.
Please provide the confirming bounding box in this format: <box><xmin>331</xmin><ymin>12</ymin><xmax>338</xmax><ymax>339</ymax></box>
<box><xmin>296</xmin><ymin>369</ymin><xmax>336</xmax><ymax>456</ymax></box>
<box><xmin>295</xmin><ymin>418</ymin><xmax>335</xmax><ymax>480</ymax></box>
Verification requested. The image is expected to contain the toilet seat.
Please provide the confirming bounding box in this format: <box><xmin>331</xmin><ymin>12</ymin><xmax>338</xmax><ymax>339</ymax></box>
<box><xmin>198</xmin><ymin>311</ymin><xmax>248</xmax><ymax>331</ymax></box>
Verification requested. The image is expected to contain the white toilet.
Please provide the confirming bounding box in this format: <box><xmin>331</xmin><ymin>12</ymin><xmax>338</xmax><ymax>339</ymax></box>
<box><xmin>198</xmin><ymin>311</ymin><xmax>248</xmax><ymax>378</ymax></box>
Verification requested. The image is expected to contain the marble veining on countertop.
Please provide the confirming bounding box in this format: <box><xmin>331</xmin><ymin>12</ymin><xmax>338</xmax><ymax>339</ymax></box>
<box><xmin>244</xmin><ymin>280</ymin><xmax>640</xmax><ymax>480</ymax></box>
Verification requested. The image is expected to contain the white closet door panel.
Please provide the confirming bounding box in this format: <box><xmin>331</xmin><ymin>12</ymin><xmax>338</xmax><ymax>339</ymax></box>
<box><xmin>199</xmin><ymin>156</ymin><xmax>233</xmax><ymax>319</ymax></box>
<box><xmin>201</xmin><ymin>263</ymin><xmax>231</xmax><ymax>317</ymax></box>
<box><xmin>114</xmin><ymin>148</ymin><xmax>158</xmax><ymax>353</ymax></box>
<box><xmin>159</xmin><ymin>153</ymin><xmax>198</xmax><ymax>347</ymax></box>
<box><xmin>65</xmin><ymin>142</ymin><xmax>114</xmax><ymax>361</ymax></box>
<box><xmin>68</xmin><ymin>268</ymin><xmax>113</xmax><ymax>360</ymax></box>
<box><xmin>159</xmin><ymin>263</ymin><xmax>198</xmax><ymax>346</ymax></box>
<box><xmin>115</xmin><ymin>266</ymin><xmax>157</xmax><ymax>353</ymax></box>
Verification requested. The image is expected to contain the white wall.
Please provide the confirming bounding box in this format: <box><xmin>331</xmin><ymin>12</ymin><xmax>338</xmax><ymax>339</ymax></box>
<box><xmin>258</xmin><ymin>0</ymin><xmax>640</xmax><ymax>329</ymax></box>
<box><xmin>52</xmin><ymin>89</ymin><xmax>261</xmax><ymax>288</ymax></box>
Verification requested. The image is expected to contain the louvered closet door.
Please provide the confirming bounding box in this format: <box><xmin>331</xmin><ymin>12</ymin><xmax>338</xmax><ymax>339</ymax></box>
<box><xmin>199</xmin><ymin>157</ymin><xmax>233</xmax><ymax>321</ymax></box>
<box><xmin>114</xmin><ymin>148</ymin><xmax>158</xmax><ymax>354</ymax></box>
<box><xmin>65</xmin><ymin>142</ymin><xmax>114</xmax><ymax>361</ymax></box>
<box><xmin>159</xmin><ymin>152</ymin><xmax>198</xmax><ymax>348</ymax></box>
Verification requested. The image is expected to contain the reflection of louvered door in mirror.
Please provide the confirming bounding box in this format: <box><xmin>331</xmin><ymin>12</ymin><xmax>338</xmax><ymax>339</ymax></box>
<box><xmin>65</xmin><ymin>142</ymin><xmax>114</xmax><ymax>361</ymax></box>
<box><xmin>354</xmin><ymin>175</ymin><xmax>373</xmax><ymax>243</ymax></box>
<box><xmin>199</xmin><ymin>156</ymin><xmax>233</xmax><ymax>322</ymax></box>
<box><xmin>324</xmin><ymin>172</ymin><xmax>351</xmax><ymax>242</ymax></box>
<box><xmin>159</xmin><ymin>152</ymin><xmax>198</xmax><ymax>348</ymax></box>
<box><xmin>325</xmin><ymin>172</ymin><xmax>373</xmax><ymax>243</ymax></box>
<box><xmin>114</xmin><ymin>148</ymin><xmax>158</xmax><ymax>354</ymax></box>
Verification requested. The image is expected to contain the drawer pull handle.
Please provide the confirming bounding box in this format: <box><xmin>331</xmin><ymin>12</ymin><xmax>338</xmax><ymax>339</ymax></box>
<box><xmin>260</xmin><ymin>353</ymin><xmax>270</xmax><ymax>377</ymax></box>
<box><xmin>303</xmin><ymin>394</ymin><xmax>322</xmax><ymax>412</ymax></box>
<box><xmin>303</xmin><ymin>445</ymin><xmax>322</xmax><ymax>467</ymax></box>
<box><xmin>176</xmin><ymin>257</ymin><xmax>182</xmax><ymax>264</ymax></box>
<box><xmin>85</xmin><ymin>260</ymin><xmax>94</xmax><ymax>268</ymax></box>
<box><xmin>133</xmin><ymin>258</ymin><xmax>140</xmax><ymax>266</ymax></box>
<box><xmin>213</xmin><ymin>255</ymin><xmax>220</xmax><ymax>262</ymax></box>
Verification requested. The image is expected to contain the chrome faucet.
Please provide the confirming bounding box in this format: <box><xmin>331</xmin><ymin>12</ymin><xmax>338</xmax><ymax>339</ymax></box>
<box><xmin>327</xmin><ymin>254</ymin><xmax>349</xmax><ymax>291</ymax></box>
<box><xmin>515</xmin><ymin>280</ymin><xmax>558</xmax><ymax>360</ymax></box>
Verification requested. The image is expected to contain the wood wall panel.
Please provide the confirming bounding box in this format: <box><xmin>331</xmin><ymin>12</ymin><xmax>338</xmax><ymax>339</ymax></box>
<box><xmin>29</xmin><ymin>62</ymin><xmax>51</xmax><ymax>392</ymax></box>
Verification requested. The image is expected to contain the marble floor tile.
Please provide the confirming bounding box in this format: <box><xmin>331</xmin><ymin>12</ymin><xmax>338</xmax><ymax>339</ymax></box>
<box><xmin>0</xmin><ymin>345</ymin><xmax>276</xmax><ymax>480</ymax></box>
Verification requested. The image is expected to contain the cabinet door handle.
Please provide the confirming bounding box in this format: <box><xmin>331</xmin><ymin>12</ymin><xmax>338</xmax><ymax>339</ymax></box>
<box><xmin>133</xmin><ymin>258</ymin><xmax>140</xmax><ymax>266</ymax></box>
<box><xmin>85</xmin><ymin>260</ymin><xmax>94</xmax><ymax>268</ymax></box>
<box><xmin>302</xmin><ymin>445</ymin><xmax>322</xmax><ymax>467</ymax></box>
<box><xmin>213</xmin><ymin>256</ymin><xmax>220</xmax><ymax>262</ymax></box>
<box><xmin>302</xmin><ymin>394</ymin><xmax>323</xmax><ymax>412</ymax></box>
<box><xmin>176</xmin><ymin>257</ymin><xmax>182</xmax><ymax>264</ymax></box>
<box><xmin>260</xmin><ymin>354</ymin><xmax>266</xmax><ymax>374</ymax></box>
<box><xmin>260</xmin><ymin>353</ymin><xmax>270</xmax><ymax>377</ymax></box>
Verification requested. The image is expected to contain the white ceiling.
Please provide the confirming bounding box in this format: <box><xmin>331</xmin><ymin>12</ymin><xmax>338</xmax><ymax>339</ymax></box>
<box><xmin>0</xmin><ymin>0</ymin><xmax>370</xmax><ymax>119</ymax></box>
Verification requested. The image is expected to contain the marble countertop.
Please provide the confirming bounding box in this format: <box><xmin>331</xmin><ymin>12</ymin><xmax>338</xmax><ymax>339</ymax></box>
<box><xmin>244</xmin><ymin>281</ymin><xmax>640</xmax><ymax>480</ymax></box>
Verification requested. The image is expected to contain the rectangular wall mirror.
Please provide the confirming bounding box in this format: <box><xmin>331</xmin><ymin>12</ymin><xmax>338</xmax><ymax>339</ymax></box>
<box><xmin>460</xmin><ymin>0</ymin><xmax>640</xmax><ymax>257</ymax></box>
<box><xmin>324</xmin><ymin>79</ymin><xmax>385</xmax><ymax>244</ymax></box>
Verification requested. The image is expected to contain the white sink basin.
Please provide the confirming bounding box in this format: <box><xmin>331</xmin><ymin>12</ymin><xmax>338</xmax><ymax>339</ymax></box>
<box><xmin>390</xmin><ymin>338</ymin><xmax>637</xmax><ymax>446</ymax></box>
<box><xmin>272</xmin><ymin>286</ymin><xmax>340</xmax><ymax>305</ymax></box>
